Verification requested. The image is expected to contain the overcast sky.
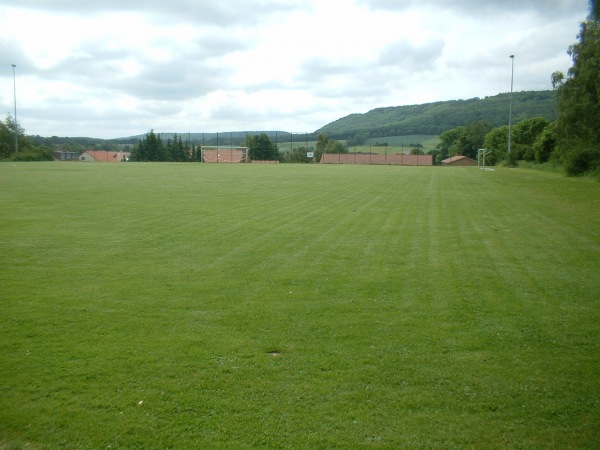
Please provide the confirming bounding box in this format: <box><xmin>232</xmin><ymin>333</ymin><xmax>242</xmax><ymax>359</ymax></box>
<box><xmin>0</xmin><ymin>0</ymin><xmax>590</xmax><ymax>139</ymax></box>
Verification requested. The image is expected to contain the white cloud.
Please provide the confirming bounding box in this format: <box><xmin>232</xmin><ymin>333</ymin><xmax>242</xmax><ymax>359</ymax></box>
<box><xmin>0</xmin><ymin>0</ymin><xmax>589</xmax><ymax>138</ymax></box>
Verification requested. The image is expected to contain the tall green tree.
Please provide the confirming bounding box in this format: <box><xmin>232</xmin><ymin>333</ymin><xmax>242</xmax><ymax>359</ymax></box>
<box><xmin>315</xmin><ymin>132</ymin><xmax>347</xmax><ymax>162</ymax></box>
<box><xmin>131</xmin><ymin>130</ymin><xmax>166</xmax><ymax>162</ymax></box>
<box><xmin>0</xmin><ymin>115</ymin><xmax>25</xmax><ymax>159</ymax></box>
<box><xmin>463</xmin><ymin>121</ymin><xmax>493</xmax><ymax>159</ymax></box>
<box><xmin>0</xmin><ymin>115</ymin><xmax>52</xmax><ymax>161</ymax></box>
<box><xmin>166</xmin><ymin>134</ymin><xmax>189</xmax><ymax>162</ymax></box>
<box><xmin>0</xmin><ymin>117</ymin><xmax>14</xmax><ymax>159</ymax></box>
<box><xmin>245</xmin><ymin>133</ymin><xmax>280</xmax><ymax>161</ymax></box>
<box><xmin>553</xmin><ymin>0</ymin><xmax>600</xmax><ymax>175</ymax></box>
<box><xmin>437</xmin><ymin>126</ymin><xmax>465</xmax><ymax>161</ymax></box>
<box><xmin>436</xmin><ymin>121</ymin><xmax>491</xmax><ymax>160</ymax></box>
<box><xmin>533</xmin><ymin>122</ymin><xmax>558</xmax><ymax>164</ymax></box>
<box><xmin>286</xmin><ymin>146</ymin><xmax>312</xmax><ymax>163</ymax></box>
<box><xmin>483</xmin><ymin>125</ymin><xmax>508</xmax><ymax>165</ymax></box>
<box><xmin>315</xmin><ymin>132</ymin><xmax>330</xmax><ymax>162</ymax></box>
<box><xmin>512</xmin><ymin>117</ymin><xmax>552</xmax><ymax>161</ymax></box>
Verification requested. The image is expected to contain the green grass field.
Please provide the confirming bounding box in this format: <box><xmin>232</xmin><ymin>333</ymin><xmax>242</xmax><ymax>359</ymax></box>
<box><xmin>1</xmin><ymin>163</ymin><xmax>599</xmax><ymax>449</ymax></box>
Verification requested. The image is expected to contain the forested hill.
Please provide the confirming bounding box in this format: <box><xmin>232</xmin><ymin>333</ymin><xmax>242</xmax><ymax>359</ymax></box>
<box><xmin>316</xmin><ymin>90</ymin><xmax>556</xmax><ymax>140</ymax></box>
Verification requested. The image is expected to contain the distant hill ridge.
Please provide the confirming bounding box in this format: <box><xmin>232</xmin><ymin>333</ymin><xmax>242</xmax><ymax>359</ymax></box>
<box><xmin>316</xmin><ymin>90</ymin><xmax>556</xmax><ymax>139</ymax></box>
<box><xmin>35</xmin><ymin>90</ymin><xmax>556</xmax><ymax>146</ymax></box>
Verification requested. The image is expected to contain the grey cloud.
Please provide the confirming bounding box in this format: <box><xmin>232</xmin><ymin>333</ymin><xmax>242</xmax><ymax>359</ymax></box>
<box><xmin>117</xmin><ymin>63</ymin><xmax>224</xmax><ymax>101</ymax></box>
<box><xmin>357</xmin><ymin>0</ymin><xmax>587</xmax><ymax>18</ymax></box>
<box><xmin>302</xmin><ymin>65</ymin><xmax>395</xmax><ymax>100</ymax></box>
<box><xmin>209</xmin><ymin>101</ymin><xmax>332</xmax><ymax>134</ymax></box>
<box><xmin>27</xmin><ymin>101</ymin><xmax>140</xmax><ymax>122</ymax></box>
<box><xmin>32</xmin><ymin>29</ymin><xmax>248</xmax><ymax>101</ymax></box>
<box><xmin>0</xmin><ymin>38</ymin><xmax>36</xmax><ymax>71</ymax></box>
<box><xmin>378</xmin><ymin>39</ymin><xmax>444</xmax><ymax>71</ymax></box>
<box><xmin>297</xmin><ymin>58</ymin><xmax>356</xmax><ymax>84</ymax></box>
<box><xmin>296</xmin><ymin>42</ymin><xmax>444</xmax><ymax>100</ymax></box>
<box><xmin>2</xmin><ymin>0</ymin><xmax>304</xmax><ymax>25</ymax></box>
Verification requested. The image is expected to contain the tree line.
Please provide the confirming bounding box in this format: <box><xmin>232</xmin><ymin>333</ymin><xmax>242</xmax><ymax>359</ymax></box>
<box><xmin>129</xmin><ymin>130</ymin><xmax>350</xmax><ymax>163</ymax></box>
<box><xmin>129</xmin><ymin>131</ymin><xmax>285</xmax><ymax>162</ymax></box>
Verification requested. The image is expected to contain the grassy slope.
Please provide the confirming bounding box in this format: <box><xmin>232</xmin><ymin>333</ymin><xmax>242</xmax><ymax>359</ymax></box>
<box><xmin>316</xmin><ymin>91</ymin><xmax>556</xmax><ymax>137</ymax></box>
<box><xmin>0</xmin><ymin>163</ymin><xmax>598</xmax><ymax>449</ymax></box>
<box><xmin>352</xmin><ymin>135</ymin><xmax>441</xmax><ymax>154</ymax></box>
<box><xmin>276</xmin><ymin>135</ymin><xmax>440</xmax><ymax>154</ymax></box>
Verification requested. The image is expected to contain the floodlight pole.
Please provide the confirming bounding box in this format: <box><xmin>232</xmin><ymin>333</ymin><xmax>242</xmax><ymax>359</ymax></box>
<box><xmin>508</xmin><ymin>55</ymin><xmax>514</xmax><ymax>155</ymax></box>
<box><xmin>12</xmin><ymin>64</ymin><xmax>18</xmax><ymax>156</ymax></box>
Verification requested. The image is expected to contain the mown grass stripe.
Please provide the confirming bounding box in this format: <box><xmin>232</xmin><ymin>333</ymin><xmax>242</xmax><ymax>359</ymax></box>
<box><xmin>0</xmin><ymin>163</ymin><xmax>598</xmax><ymax>449</ymax></box>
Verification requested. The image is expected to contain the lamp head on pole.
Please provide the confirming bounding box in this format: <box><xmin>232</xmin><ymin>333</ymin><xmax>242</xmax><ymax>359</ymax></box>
<box><xmin>509</xmin><ymin>55</ymin><xmax>514</xmax><ymax>59</ymax></box>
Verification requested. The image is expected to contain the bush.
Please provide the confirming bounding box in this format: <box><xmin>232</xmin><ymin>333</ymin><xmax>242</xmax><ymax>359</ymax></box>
<box><xmin>505</xmin><ymin>150</ymin><xmax>519</xmax><ymax>167</ymax></box>
<box><xmin>11</xmin><ymin>148</ymin><xmax>54</xmax><ymax>161</ymax></box>
<box><xmin>564</xmin><ymin>146</ymin><xmax>600</xmax><ymax>177</ymax></box>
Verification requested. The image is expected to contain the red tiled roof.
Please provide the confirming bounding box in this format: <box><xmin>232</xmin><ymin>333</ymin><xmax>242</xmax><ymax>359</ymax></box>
<box><xmin>441</xmin><ymin>155</ymin><xmax>476</xmax><ymax>164</ymax></box>
<box><xmin>80</xmin><ymin>150</ymin><xmax>129</xmax><ymax>162</ymax></box>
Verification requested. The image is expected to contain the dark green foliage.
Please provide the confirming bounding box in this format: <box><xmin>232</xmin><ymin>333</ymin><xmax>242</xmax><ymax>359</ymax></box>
<box><xmin>325</xmin><ymin>140</ymin><xmax>347</xmax><ymax>154</ymax></box>
<box><xmin>534</xmin><ymin>122</ymin><xmax>558</xmax><ymax>163</ymax></box>
<box><xmin>0</xmin><ymin>115</ymin><xmax>25</xmax><ymax>159</ymax></box>
<box><xmin>553</xmin><ymin>2</ymin><xmax>600</xmax><ymax>176</ymax></box>
<box><xmin>346</xmin><ymin>131</ymin><xmax>370</xmax><ymax>146</ymax></box>
<box><xmin>315</xmin><ymin>132</ymin><xmax>329</xmax><ymax>162</ymax></box>
<box><xmin>166</xmin><ymin>134</ymin><xmax>189</xmax><ymax>162</ymax></box>
<box><xmin>464</xmin><ymin>121</ymin><xmax>493</xmax><ymax>159</ymax></box>
<box><xmin>190</xmin><ymin>143</ymin><xmax>202</xmax><ymax>162</ymax></box>
<box><xmin>427</xmin><ymin>148</ymin><xmax>441</xmax><ymax>165</ymax></box>
<box><xmin>484</xmin><ymin>125</ymin><xmax>509</xmax><ymax>157</ymax></box>
<box><xmin>480</xmin><ymin>118</ymin><xmax>555</xmax><ymax>165</ymax></box>
<box><xmin>512</xmin><ymin>117</ymin><xmax>552</xmax><ymax>161</ymax></box>
<box><xmin>0</xmin><ymin>117</ymin><xmax>14</xmax><ymax>159</ymax></box>
<box><xmin>562</xmin><ymin>143</ymin><xmax>600</xmax><ymax>176</ymax></box>
<box><xmin>0</xmin><ymin>115</ymin><xmax>53</xmax><ymax>161</ymax></box>
<box><xmin>12</xmin><ymin>148</ymin><xmax>54</xmax><ymax>161</ymax></box>
<box><xmin>437</xmin><ymin>127</ymin><xmax>463</xmax><ymax>162</ymax></box>
<box><xmin>245</xmin><ymin>133</ymin><xmax>281</xmax><ymax>161</ymax></box>
<box><xmin>131</xmin><ymin>130</ymin><xmax>193</xmax><ymax>162</ymax></box>
<box><xmin>131</xmin><ymin>130</ymin><xmax>165</xmax><ymax>161</ymax></box>
<box><xmin>437</xmin><ymin>121</ymin><xmax>492</xmax><ymax>160</ymax></box>
<box><xmin>317</xmin><ymin>91</ymin><xmax>556</xmax><ymax>140</ymax></box>
<box><xmin>285</xmin><ymin>146</ymin><xmax>312</xmax><ymax>163</ymax></box>
<box><xmin>315</xmin><ymin>133</ymin><xmax>348</xmax><ymax>162</ymax></box>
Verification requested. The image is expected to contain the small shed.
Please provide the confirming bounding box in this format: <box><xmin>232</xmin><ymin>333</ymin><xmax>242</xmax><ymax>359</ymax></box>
<box><xmin>442</xmin><ymin>155</ymin><xmax>477</xmax><ymax>166</ymax></box>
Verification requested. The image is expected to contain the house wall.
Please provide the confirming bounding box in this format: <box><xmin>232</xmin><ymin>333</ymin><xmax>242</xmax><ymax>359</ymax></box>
<box><xmin>79</xmin><ymin>152</ymin><xmax>96</xmax><ymax>162</ymax></box>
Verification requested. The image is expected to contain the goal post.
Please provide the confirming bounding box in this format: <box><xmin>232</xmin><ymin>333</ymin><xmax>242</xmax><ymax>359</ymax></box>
<box><xmin>477</xmin><ymin>148</ymin><xmax>493</xmax><ymax>169</ymax></box>
<box><xmin>201</xmin><ymin>146</ymin><xmax>249</xmax><ymax>163</ymax></box>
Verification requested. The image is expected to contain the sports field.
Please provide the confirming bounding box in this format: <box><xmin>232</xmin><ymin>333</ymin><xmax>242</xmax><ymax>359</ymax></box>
<box><xmin>1</xmin><ymin>163</ymin><xmax>598</xmax><ymax>448</ymax></box>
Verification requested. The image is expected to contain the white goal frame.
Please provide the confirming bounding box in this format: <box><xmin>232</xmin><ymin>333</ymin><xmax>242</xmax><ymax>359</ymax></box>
<box><xmin>477</xmin><ymin>148</ymin><xmax>494</xmax><ymax>170</ymax></box>
<box><xmin>201</xmin><ymin>146</ymin><xmax>249</xmax><ymax>163</ymax></box>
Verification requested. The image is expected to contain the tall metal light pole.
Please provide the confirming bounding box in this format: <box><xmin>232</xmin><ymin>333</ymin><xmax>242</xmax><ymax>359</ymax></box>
<box><xmin>12</xmin><ymin>64</ymin><xmax>18</xmax><ymax>157</ymax></box>
<box><xmin>508</xmin><ymin>55</ymin><xmax>514</xmax><ymax>155</ymax></box>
